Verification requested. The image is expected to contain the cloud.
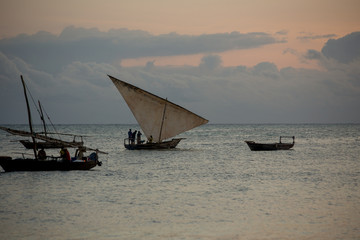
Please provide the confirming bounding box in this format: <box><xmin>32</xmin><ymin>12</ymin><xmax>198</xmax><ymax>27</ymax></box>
<box><xmin>145</xmin><ymin>60</ymin><xmax>156</xmax><ymax>69</ymax></box>
<box><xmin>252</xmin><ymin>62</ymin><xmax>279</xmax><ymax>79</ymax></box>
<box><xmin>0</xmin><ymin>26</ymin><xmax>281</xmax><ymax>73</ymax></box>
<box><xmin>304</xmin><ymin>49</ymin><xmax>324</xmax><ymax>61</ymax></box>
<box><xmin>321</xmin><ymin>31</ymin><xmax>360</xmax><ymax>63</ymax></box>
<box><xmin>297</xmin><ymin>33</ymin><xmax>337</xmax><ymax>40</ymax></box>
<box><xmin>275</xmin><ymin>30</ymin><xmax>288</xmax><ymax>36</ymax></box>
<box><xmin>0</xmin><ymin>30</ymin><xmax>360</xmax><ymax>124</ymax></box>
<box><xmin>199</xmin><ymin>55</ymin><xmax>222</xmax><ymax>70</ymax></box>
<box><xmin>304</xmin><ymin>33</ymin><xmax>360</xmax><ymax>80</ymax></box>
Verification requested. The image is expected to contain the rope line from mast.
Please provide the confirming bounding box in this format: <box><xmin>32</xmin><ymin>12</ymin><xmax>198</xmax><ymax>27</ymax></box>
<box><xmin>24</xmin><ymin>81</ymin><xmax>62</xmax><ymax>140</ymax></box>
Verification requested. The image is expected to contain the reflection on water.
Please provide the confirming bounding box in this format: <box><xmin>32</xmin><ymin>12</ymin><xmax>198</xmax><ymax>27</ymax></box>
<box><xmin>1</xmin><ymin>124</ymin><xmax>359</xmax><ymax>239</ymax></box>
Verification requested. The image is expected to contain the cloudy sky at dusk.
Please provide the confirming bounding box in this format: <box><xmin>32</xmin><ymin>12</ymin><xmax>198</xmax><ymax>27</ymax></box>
<box><xmin>0</xmin><ymin>0</ymin><xmax>359</xmax><ymax>124</ymax></box>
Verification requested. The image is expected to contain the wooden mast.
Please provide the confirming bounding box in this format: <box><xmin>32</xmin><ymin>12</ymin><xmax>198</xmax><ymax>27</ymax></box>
<box><xmin>21</xmin><ymin>75</ymin><xmax>38</xmax><ymax>159</ymax></box>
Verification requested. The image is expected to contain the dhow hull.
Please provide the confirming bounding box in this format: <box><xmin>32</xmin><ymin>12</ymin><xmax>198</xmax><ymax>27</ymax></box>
<box><xmin>0</xmin><ymin>156</ymin><xmax>99</xmax><ymax>172</ymax></box>
<box><xmin>125</xmin><ymin>138</ymin><xmax>183</xmax><ymax>150</ymax></box>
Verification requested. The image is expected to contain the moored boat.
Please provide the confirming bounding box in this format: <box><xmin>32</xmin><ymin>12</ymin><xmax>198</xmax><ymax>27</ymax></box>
<box><xmin>124</xmin><ymin>138</ymin><xmax>183</xmax><ymax>150</ymax></box>
<box><xmin>19</xmin><ymin>138</ymin><xmax>83</xmax><ymax>150</ymax></box>
<box><xmin>0</xmin><ymin>103</ymin><xmax>84</xmax><ymax>150</ymax></box>
<box><xmin>0</xmin><ymin>154</ymin><xmax>101</xmax><ymax>172</ymax></box>
<box><xmin>0</xmin><ymin>76</ymin><xmax>105</xmax><ymax>172</ymax></box>
<box><xmin>245</xmin><ymin>136</ymin><xmax>295</xmax><ymax>151</ymax></box>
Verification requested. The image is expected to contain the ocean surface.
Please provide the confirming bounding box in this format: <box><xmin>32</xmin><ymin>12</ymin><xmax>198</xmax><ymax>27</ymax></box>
<box><xmin>0</xmin><ymin>124</ymin><xmax>359</xmax><ymax>240</ymax></box>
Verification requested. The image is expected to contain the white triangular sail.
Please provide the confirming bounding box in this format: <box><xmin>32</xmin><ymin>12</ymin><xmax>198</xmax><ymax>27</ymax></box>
<box><xmin>108</xmin><ymin>75</ymin><xmax>208</xmax><ymax>142</ymax></box>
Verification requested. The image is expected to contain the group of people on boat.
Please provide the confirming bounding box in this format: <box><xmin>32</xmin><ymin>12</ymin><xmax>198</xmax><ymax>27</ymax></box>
<box><xmin>61</xmin><ymin>146</ymin><xmax>93</xmax><ymax>162</ymax></box>
<box><xmin>37</xmin><ymin>146</ymin><xmax>93</xmax><ymax>163</ymax></box>
<box><xmin>128</xmin><ymin>129</ymin><xmax>146</xmax><ymax>145</ymax></box>
<box><xmin>30</xmin><ymin>142</ymin><xmax>98</xmax><ymax>165</ymax></box>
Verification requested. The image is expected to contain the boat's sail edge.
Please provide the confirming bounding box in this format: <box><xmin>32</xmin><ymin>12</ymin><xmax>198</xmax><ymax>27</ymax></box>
<box><xmin>108</xmin><ymin>75</ymin><xmax>208</xmax><ymax>142</ymax></box>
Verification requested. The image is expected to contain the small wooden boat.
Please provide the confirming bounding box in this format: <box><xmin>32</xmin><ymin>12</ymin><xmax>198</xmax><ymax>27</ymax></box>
<box><xmin>19</xmin><ymin>138</ymin><xmax>83</xmax><ymax>150</ymax></box>
<box><xmin>245</xmin><ymin>136</ymin><xmax>295</xmax><ymax>151</ymax></box>
<box><xmin>0</xmin><ymin>155</ymin><xmax>101</xmax><ymax>172</ymax></box>
<box><xmin>0</xmin><ymin>101</ymin><xmax>84</xmax><ymax>150</ymax></box>
<box><xmin>0</xmin><ymin>76</ymin><xmax>105</xmax><ymax>172</ymax></box>
<box><xmin>109</xmin><ymin>75</ymin><xmax>208</xmax><ymax>150</ymax></box>
<box><xmin>123</xmin><ymin>138</ymin><xmax>183</xmax><ymax>150</ymax></box>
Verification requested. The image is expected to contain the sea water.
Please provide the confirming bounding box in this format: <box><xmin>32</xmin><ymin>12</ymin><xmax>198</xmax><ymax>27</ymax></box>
<box><xmin>0</xmin><ymin>124</ymin><xmax>359</xmax><ymax>239</ymax></box>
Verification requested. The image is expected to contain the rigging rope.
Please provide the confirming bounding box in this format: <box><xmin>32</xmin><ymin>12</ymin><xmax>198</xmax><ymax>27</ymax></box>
<box><xmin>24</xmin><ymin>83</ymin><xmax>62</xmax><ymax>140</ymax></box>
<box><xmin>41</xmin><ymin>103</ymin><xmax>62</xmax><ymax>140</ymax></box>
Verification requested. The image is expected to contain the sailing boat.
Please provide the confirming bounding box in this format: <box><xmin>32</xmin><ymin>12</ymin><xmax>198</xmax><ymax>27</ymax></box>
<box><xmin>0</xmin><ymin>76</ymin><xmax>104</xmax><ymax>172</ymax></box>
<box><xmin>0</xmin><ymin>101</ymin><xmax>84</xmax><ymax>149</ymax></box>
<box><xmin>20</xmin><ymin>100</ymin><xmax>84</xmax><ymax>149</ymax></box>
<box><xmin>108</xmin><ymin>75</ymin><xmax>209</xmax><ymax>150</ymax></box>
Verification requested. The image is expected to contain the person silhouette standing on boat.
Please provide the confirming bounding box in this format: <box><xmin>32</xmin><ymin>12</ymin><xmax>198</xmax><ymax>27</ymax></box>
<box><xmin>137</xmin><ymin>131</ymin><xmax>142</xmax><ymax>144</ymax></box>
<box><xmin>128</xmin><ymin>129</ymin><xmax>133</xmax><ymax>145</ymax></box>
<box><xmin>131</xmin><ymin>130</ymin><xmax>137</xmax><ymax>144</ymax></box>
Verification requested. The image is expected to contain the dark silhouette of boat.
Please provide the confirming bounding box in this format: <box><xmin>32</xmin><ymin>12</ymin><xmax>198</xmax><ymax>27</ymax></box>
<box><xmin>19</xmin><ymin>139</ymin><xmax>83</xmax><ymax>149</ymax></box>
<box><xmin>0</xmin><ymin>76</ymin><xmax>105</xmax><ymax>172</ymax></box>
<box><xmin>0</xmin><ymin>99</ymin><xmax>84</xmax><ymax>150</ymax></box>
<box><xmin>0</xmin><ymin>127</ymin><xmax>84</xmax><ymax>150</ymax></box>
<box><xmin>123</xmin><ymin>138</ymin><xmax>183</xmax><ymax>150</ymax></box>
<box><xmin>0</xmin><ymin>155</ymin><xmax>100</xmax><ymax>171</ymax></box>
<box><xmin>245</xmin><ymin>136</ymin><xmax>295</xmax><ymax>151</ymax></box>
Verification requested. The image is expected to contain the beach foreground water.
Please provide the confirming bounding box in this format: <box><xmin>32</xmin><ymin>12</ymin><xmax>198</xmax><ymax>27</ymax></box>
<box><xmin>1</xmin><ymin>124</ymin><xmax>359</xmax><ymax>239</ymax></box>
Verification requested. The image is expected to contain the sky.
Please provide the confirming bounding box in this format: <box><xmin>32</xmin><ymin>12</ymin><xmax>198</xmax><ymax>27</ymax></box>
<box><xmin>0</xmin><ymin>0</ymin><xmax>359</xmax><ymax>124</ymax></box>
